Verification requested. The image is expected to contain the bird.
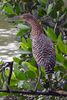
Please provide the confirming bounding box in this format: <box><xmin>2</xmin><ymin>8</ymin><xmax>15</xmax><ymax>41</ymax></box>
<box><xmin>13</xmin><ymin>13</ymin><xmax>56</xmax><ymax>90</ymax></box>
<box><xmin>15</xmin><ymin>13</ymin><xmax>56</xmax><ymax>73</ymax></box>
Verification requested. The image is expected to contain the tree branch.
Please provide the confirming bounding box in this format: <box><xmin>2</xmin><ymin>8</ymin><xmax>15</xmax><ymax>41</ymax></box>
<box><xmin>0</xmin><ymin>62</ymin><xmax>13</xmax><ymax>72</ymax></box>
<box><xmin>0</xmin><ymin>89</ymin><xmax>67</xmax><ymax>97</ymax></box>
<box><xmin>6</xmin><ymin>62</ymin><xmax>13</xmax><ymax>91</ymax></box>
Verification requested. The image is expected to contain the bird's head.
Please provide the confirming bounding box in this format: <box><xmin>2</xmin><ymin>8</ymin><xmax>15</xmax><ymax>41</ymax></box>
<box><xmin>12</xmin><ymin>13</ymin><xmax>43</xmax><ymax>36</ymax></box>
<box><xmin>12</xmin><ymin>13</ymin><xmax>36</xmax><ymax>24</ymax></box>
<box><xmin>22</xmin><ymin>13</ymin><xmax>33</xmax><ymax>20</ymax></box>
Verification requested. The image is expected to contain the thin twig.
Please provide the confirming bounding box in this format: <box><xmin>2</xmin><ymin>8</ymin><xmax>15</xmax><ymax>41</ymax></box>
<box><xmin>0</xmin><ymin>62</ymin><xmax>13</xmax><ymax>72</ymax></box>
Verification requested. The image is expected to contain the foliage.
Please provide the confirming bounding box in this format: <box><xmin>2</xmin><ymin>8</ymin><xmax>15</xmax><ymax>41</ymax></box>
<box><xmin>0</xmin><ymin>0</ymin><xmax>67</xmax><ymax>99</ymax></box>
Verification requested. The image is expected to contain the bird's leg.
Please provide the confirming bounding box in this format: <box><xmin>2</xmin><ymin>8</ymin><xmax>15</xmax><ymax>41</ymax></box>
<box><xmin>54</xmin><ymin>72</ymin><xmax>58</xmax><ymax>81</ymax></box>
<box><xmin>53</xmin><ymin>72</ymin><xmax>58</xmax><ymax>89</ymax></box>
<box><xmin>34</xmin><ymin>66</ymin><xmax>41</xmax><ymax>91</ymax></box>
<box><xmin>47</xmin><ymin>73</ymin><xmax>53</xmax><ymax>90</ymax></box>
<box><xmin>29</xmin><ymin>66</ymin><xmax>41</xmax><ymax>100</ymax></box>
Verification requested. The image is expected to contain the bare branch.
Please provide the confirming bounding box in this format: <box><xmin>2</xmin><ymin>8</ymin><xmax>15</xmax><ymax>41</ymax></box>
<box><xmin>0</xmin><ymin>89</ymin><xmax>67</xmax><ymax>97</ymax></box>
<box><xmin>6</xmin><ymin>62</ymin><xmax>13</xmax><ymax>91</ymax></box>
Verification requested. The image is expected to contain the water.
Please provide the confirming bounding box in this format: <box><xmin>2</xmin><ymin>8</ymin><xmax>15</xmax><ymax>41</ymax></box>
<box><xmin>0</xmin><ymin>13</ymin><xmax>20</xmax><ymax>62</ymax></box>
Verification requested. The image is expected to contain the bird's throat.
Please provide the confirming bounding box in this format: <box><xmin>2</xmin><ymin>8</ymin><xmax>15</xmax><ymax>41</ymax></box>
<box><xmin>28</xmin><ymin>20</ymin><xmax>43</xmax><ymax>37</ymax></box>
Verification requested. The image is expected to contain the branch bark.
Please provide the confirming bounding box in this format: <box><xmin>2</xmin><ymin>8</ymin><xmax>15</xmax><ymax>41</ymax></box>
<box><xmin>0</xmin><ymin>89</ymin><xmax>67</xmax><ymax>97</ymax></box>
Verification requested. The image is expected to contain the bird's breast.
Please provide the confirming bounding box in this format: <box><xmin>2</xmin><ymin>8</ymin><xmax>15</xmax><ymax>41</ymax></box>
<box><xmin>32</xmin><ymin>33</ymin><xmax>56</xmax><ymax>71</ymax></box>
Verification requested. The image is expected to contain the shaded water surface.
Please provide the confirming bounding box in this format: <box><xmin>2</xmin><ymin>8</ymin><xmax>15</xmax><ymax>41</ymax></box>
<box><xmin>0</xmin><ymin>13</ymin><xmax>20</xmax><ymax>62</ymax></box>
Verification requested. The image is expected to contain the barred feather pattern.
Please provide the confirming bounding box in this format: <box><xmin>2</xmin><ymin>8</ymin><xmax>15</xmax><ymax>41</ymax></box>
<box><xmin>32</xmin><ymin>33</ymin><xmax>56</xmax><ymax>73</ymax></box>
<box><xmin>22</xmin><ymin>13</ymin><xmax>56</xmax><ymax>73</ymax></box>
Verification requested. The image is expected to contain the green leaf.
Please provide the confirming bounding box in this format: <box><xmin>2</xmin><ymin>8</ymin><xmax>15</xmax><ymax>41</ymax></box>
<box><xmin>50</xmin><ymin>0</ymin><xmax>64</xmax><ymax>18</ymax></box>
<box><xmin>44</xmin><ymin>27</ymin><xmax>57</xmax><ymax>41</ymax></box>
<box><xmin>20</xmin><ymin>42</ymin><xmax>29</xmax><ymax>50</ymax></box>
<box><xmin>57</xmin><ymin>34</ymin><xmax>67</xmax><ymax>54</ymax></box>
<box><xmin>25</xmin><ymin>70</ymin><xmax>36</xmax><ymax>79</ymax></box>
<box><xmin>30</xmin><ymin>58</ymin><xmax>36</xmax><ymax>66</ymax></box>
<box><xmin>64</xmin><ymin>74</ymin><xmax>67</xmax><ymax>80</ymax></box>
<box><xmin>13</xmin><ymin>57</ymin><xmax>21</xmax><ymax>64</ymax></box>
<box><xmin>0</xmin><ymin>93</ymin><xmax>8</xmax><ymax>97</ymax></box>
<box><xmin>10</xmin><ymin>79</ymin><xmax>18</xmax><ymax>87</ymax></box>
<box><xmin>22</xmin><ymin>81</ymin><xmax>31</xmax><ymax>89</ymax></box>
<box><xmin>63</xmin><ymin>83</ymin><xmax>67</xmax><ymax>91</ymax></box>
<box><xmin>38</xmin><ymin>6</ymin><xmax>45</xmax><ymax>17</ymax></box>
<box><xmin>15</xmin><ymin>3</ymin><xmax>21</xmax><ymax>15</ymax></box>
<box><xmin>3</xmin><ymin>3</ymin><xmax>15</xmax><ymax>15</ymax></box>
<box><xmin>38</xmin><ymin>0</ymin><xmax>47</xmax><ymax>4</ymax></box>
<box><xmin>41</xmin><ymin>67</ymin><xmax>46</xmax><ymax>76</ymax></box>
<box><xmin>14</xmin><ymin>68</ymin><xmax>27</xmax><ymax>80</ymax></box>
<box><xmin>17</xmin><ymin>24</ymin><xmax>30</xmax><ymax>36</ymax></box>
<box><xmin>55</xmin><ymin>0</ymin><xmax>64</xmax><ymax>11</ymax></box>
<box><xmin>18</xmin><ymin>24</ymin><xmax>30</xmax><ymax>30</ymax></box>
<box><xmin>56</xmin><ymin>53</ymin><xmax>65</xmax><ymax>64</ymax></box>
<box><xmin>64</xmin><ymin>59</ymin><xmax>67</xmax><ymax>69</ymax></box>
<box><xmin>11</xmin><ymin>72</ymin><xmax>16</xmax><ymax>80</ymax></box>
<box><xmin>47</xmin><ymin>4</ymin><xmax>53</xmax><ymax>15</ymax></box>
<box><xmin>18</xmin><ymin>81</ymin><xmax>31</xmax><ymax>89</ymax></box>
<box><xmin>54</xmin><ymin>66</ymin><xmax>65</xmax><ymax>71</ymax></box>
<box><xmin>17</xmin><ymin>28</ymin><xmax>25</xmax><ymax>36</ymax></box>
<box><xmin>27</xmin><ymin>38</ymin><xmax>32</xmax><ymax>48</ymax></box>
<box><xmin>22</xmin><ymin>37</ymin><xmax>27</xmax><ymax>44</ymax></box>
<box><xmin>0</xmin><ymin>61</ymin><xmax>4</xmax><ymax>65</ymax></box>
<box><xmin>20</xmin><ymin>37</ymin><xmax>32</xmax><ymax>51</ymax></box>
<box><xmin>55</xmin><ymin>45</ymin><xmax>65</xmax><ymax>64</ymax></box>
<box><xmin>22</xmin><ymin>62</ymin><xmax>37</xmax><ymax>73</ymax></box>
<box><xmin>5</xmin><ymin>69</ymin><xmax>10</xmax><ymax>77</ymax></box>
<box><xmin>22</xmin><ymin>37</ymin><xmax>32</xmax><ymax>49</ymax></box>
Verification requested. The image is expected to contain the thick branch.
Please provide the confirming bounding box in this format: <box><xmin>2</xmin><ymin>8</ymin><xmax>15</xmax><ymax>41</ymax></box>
<box><xmin>6</xmin><ymin>62</ymin><xmax>13</xmax><ymax>90</ymax></box>
<box><xmin>0</xmin><ymin>89</ymin><xmax>67</xmax><ymax>97</ymax></box>
<box><xmin>0</xmin><ymin>62</ymin><xmax>13</xmax><ymax>91</ymax></box>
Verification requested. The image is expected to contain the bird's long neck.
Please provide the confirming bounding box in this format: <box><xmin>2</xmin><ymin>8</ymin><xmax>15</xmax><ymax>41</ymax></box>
<box><xmin>26</xmin><ymin>19</ymin><xmax>43</xmax><ymax>37</ymax></box>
